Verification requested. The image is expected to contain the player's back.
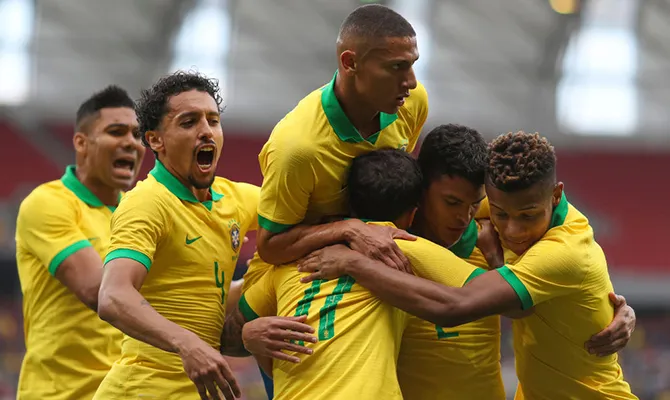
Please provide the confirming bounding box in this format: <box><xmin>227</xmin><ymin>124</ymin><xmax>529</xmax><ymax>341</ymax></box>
<box><xmin>270</xmin><ymin>266</ymin><xmax>406</xmax><ymax>400</ymax></box>
<box><xmin>380</xmin><ymin>220</ymin><xmax>504</xmax><ymax>399</ymax></box>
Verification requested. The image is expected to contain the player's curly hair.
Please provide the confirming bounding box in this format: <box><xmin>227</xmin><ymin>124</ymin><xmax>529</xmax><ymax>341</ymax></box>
<box><xmin>136</xmin><ymin>70</ymin><xmax>224</xmax><ymax>147</ymax></box>
<box><xmin>487</xmin><ymin>131</ymin><xmax>556</xmax><ymax>192</ymax></box>
<box><xmin>418</xmin><ymin>124</ymin><xmax>488</xmax><ymax>187</ymax></box>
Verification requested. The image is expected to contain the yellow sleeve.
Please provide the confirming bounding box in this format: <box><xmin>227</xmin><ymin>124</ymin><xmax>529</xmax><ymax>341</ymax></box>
<box><xmin>241</xmin><ymin>254</ymin><xmax>273</xmax><ymax>294</ymax></box>
<box><xmin>257</xmin><ymin>136</ymin><xmax>315</xmax><ymax>233</ymax></box>
<box><xmin>238</xmin><ymin>269</ymin><xmax>277</xmax><ymax>321</ymax></box>
<box><xmin>16</xmin><ymin>188</ymin><xmax>93</xmax><ymax>276</ymax></box>
<box><xmin>396</xmin><ymin>238</ymin><xmax>486</xmax><ymax>287</ymax></box>
<box><xmin>234</xmin><ymin>182</ymin><xmax>260</xmax><ymax>232</ymax></box>
<box><xmin>103</xmin><ymin>189</ymin><xmax>170</xmax><ymax>271</ymax></box>
<box><xmin>407</xmin><ymin>81</ymin><xmax>429</xmax><ymax>153</ymax></box>
<box><xmin>496</xmin><ymin>234</ymin><xmax>585</xmax><ymax>310</ymax></box>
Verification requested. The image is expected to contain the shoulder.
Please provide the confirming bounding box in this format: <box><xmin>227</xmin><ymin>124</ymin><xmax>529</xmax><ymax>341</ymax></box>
<box><xmin>116</xmin><ymin>176</ymin><xmax>169</xmax><ymax>214</ymax></box>
<box><xmin>18</xmin><ymin>180</ymin><xmax>75</xmax><ymax>218</ymax></box>
<box><xmin>212</xmin><ymin>178</ymin><xmax>260</xmax><ymax>199</ymax></box>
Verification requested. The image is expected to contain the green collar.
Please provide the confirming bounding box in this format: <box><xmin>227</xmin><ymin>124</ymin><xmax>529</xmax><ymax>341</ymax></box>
<box><xmin>549</xmin><ymin>192</ymin><xmax>569</xmax><ymax>229</ymax></box>
<box><xmin>321</xmin><ymin>71</ymin><xmax>398</xmax><ymax>144</ymax></box>
<box><xmin>449</xmin><ymin>219</ymin><xmax>478</xmax><ymax>259</ymax></box>
<box><xmin>61</xmin><ymin>165</ymin><xmax>120</xmax><ymax>212</ymax></box>
<box><xmin>149</xmin><ymin>160</ymin><xmax>223</xmax><ymax>211</ymax></box>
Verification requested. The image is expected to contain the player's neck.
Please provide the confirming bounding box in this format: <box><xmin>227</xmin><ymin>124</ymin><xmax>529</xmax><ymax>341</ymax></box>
<box><xmin>75</xmin><ymin>166</ymin><xmax>121</xmax><ymax>207</ymax></box>
<box><xmin>334</xmin><ymin>74</ymin><xmax>380</xmax><ymax>138</ymax></box>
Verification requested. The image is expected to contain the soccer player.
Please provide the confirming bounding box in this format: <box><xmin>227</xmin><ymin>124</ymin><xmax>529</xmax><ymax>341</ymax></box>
<box><xmin>238</xmin><ymin>149</ymin><xmax>487</xmax><ymax>400</ymax></box>
<box><xmin>243</xmin><ymin>3</ymin><xmax>428</xmax><ymax>289</ymax></box>
<box><xmin>399</xmin><ymin>124</ymin><xmax>506</xmax><ymax>399</ymax></box>
<box><xmin>94</xmin><ymin>72</ymin><xmax>310</xmax><ymax>400</ymax></box>
<box><xmin>15</xmin><ymin>86</ymin><xmax>145</xmax><ymax>400</ymax></box>
<box><xmin>299</xmin><ymin>131</ymin><xmax>638</xmax><ymax>399</ymax></box>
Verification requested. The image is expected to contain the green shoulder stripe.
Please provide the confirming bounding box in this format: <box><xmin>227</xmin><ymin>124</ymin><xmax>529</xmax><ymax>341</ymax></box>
<box><xmin>464</xmin><ymin>267</ymin><xmax>487</xmax><ymax>285</ymax></box>
<box><xmin>49</xmin><ymin>240</ymin><xmax>93</xmax><ymax>276</ymax></box>
<box><xmin>496</xmin><ymin>266</ymin><xmax>533</xmax><ymax>310</ymax></box>
<box><xmin>104</xmin><ymin>249</ymin><xmax>152</xmax><ymax>271</ymax></box>
<box><xmin>258</xmin><ymin>215</ymin><xmax>294</xmax><ymax>234</ymax></box>
<box><xmin>239</xmin><ymin>295</ymin><xmax>260</xmax><ymax>322</ymax></box>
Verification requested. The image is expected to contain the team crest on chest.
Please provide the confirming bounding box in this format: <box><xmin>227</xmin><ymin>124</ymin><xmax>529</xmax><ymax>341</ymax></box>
<box><xmin>397</xmin><ymin>139</ymin><xmax>409</xmax><ymax>152</ymax></box>
<box><xmin>227</xmin><ymin>219</ymin><xmax>241</xmax><ymax>252</ymax></box>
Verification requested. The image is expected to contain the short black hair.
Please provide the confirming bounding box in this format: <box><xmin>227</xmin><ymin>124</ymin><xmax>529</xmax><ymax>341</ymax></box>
<box><xmin>487</xmin><ymin>131</ymin><xmax>557</xmax><ymax>192</ymax></box>
<box><xmin>338</xmin><ymin>4</ymin><xmax>415</xmax><ymax>42</ymax></box>
<box><xmin>136</xmin><ymin>70</ymin><xmax>224</xmax><ymax>147</ymax></box>
<box><xmin>75</xmin><ymin>85</ymin><xmax>134</xmax><ymax>132</ymax></box>
<box><xmin>418</xmin><ymin>124</ymin><xmax>488</xmax><ymax>187</ymax></box>
<box><xmin>348</xmin><ymin>148</ymin><xmax>423</xmax><ymax>222</ymax></box>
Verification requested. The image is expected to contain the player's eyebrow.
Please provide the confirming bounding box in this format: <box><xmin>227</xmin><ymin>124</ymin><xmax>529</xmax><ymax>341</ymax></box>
<box><xmin>104</xmin><ymin>123</ymin><xmax>131</xmax><ymax>131</ymax></box>
<box><xmin>518</xmin><ymin>204</ymin><xmax>539</xmax><ymax>211</ymax></box>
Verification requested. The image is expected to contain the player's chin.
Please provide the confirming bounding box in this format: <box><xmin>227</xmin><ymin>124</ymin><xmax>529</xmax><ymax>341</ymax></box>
<box><xmin>191</xmin><ymin>167</ymin><xmax>216</xmax><ymax>189</ymax></box>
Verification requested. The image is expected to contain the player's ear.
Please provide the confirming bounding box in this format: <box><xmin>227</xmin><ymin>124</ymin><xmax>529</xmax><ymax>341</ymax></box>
<box><xmin>397</xmin><ymin>207</ymin><xmax>418</xmax><ymax>230</ymax></box>
<box><xmin>340</xmin><ymin>50</ymin><xmax>357</xmax><ymax>74</ymax></box>
<box><xmin>552</xmin><ymin>182</ymin><xmax>564</xmax><ymax>207</ymax></box>
<box><xmin>73</xmin><ymin>131</ymin><xmax>87</xmax><ymax>154</ymax></box>
<box><xmin>145</xmin><ymin>130</ymin><xmax>163</xmax><ymax>153</ymax></box>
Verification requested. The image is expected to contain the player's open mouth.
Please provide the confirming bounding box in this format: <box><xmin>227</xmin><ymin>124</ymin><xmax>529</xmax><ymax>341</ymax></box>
<box><xmin>396</xmin><ymin>94</ymin><xmax>408</xmax><ymax>106</ymax></box>
<box><xmin>112</xmin><ymin>156</ymin><xmax>136</xmax><ymax>177</ymax></box>
<box><xmin>196</xmin><ymin>144</ymin><xmax>215</xmax><ymax>171</ymax></box>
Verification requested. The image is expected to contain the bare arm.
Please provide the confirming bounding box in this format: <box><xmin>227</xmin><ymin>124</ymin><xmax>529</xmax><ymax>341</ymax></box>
<box><xmin>256</xmin><ymin>221</ymin><xmax>353</xmax><ymax>266</ymax></box>
<box><xmin>298</xmin><ymin>245</ymin><xmax>522</xmax><ymax>327</ymax></box>
<box><xmin>55</xmin><ymin>247</ymin><xmax>106</xmax><ymax>311</ymax></box>
<box><xmin>98</xmin><ymin>258</ymin><xmax>200</xmax><ymax>353</ymax></box>
<box><xmin>258</xmin><ymin>220</ymin><xmax>416</xmax><ymax>271</ymax></box>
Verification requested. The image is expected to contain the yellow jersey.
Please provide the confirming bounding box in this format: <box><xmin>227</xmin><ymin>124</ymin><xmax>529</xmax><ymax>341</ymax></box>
<box><xmin>15</xmin><ymin>165</ymin><xmax>123</xmax><ymax>400</ymax></box>
<box><xmin>240</xmin><ymin>264</ymin><xmax>407</xmax><ymax>400</ymax></box>
<box><xmin>93</xmin><ymin>160</ymin><xmax>259</xmax><ymax>400</ymax></box>
<box><xmin>397</xmin><ymin>219</ymin><xmax>505</xmax><ymax>400</ymax></box>
<box><xmin>244</xmin><ymin>72</ymin><xmax>428</xmax><ymax>292</ymax></box>
<box><xmin>496</xmin><ymin>193</ymin><xmax>637</xmax><ymax>399</ymax></box>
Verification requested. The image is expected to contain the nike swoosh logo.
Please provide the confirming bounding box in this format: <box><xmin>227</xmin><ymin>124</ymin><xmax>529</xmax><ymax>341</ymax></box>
<box><xmin>87</xmin><ymin>237</ymin><xmax>99</xmax><ymax>242</ymax></box>
<box><xmin>186</xmin><ymin>235</ymin><xmax>202</xmax><ymax>245</ymax></box>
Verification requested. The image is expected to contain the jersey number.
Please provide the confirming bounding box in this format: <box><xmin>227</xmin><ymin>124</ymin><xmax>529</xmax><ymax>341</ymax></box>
<box><xmin>293</xmin><ymin>276</ymin><xmax>355</xmax><ymax>344</ymax></box>
<box><xmin>214</xmin><ymin>262</ymin><xmax>225</xmax><ymax>304</ymax></box>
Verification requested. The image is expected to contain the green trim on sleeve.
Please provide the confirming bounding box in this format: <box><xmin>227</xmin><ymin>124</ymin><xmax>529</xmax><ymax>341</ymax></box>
<box><xmin>104</xmin><ymin>249</ymin><xmax>152</xmax><ymax>271</ymax></box>
<box><xmin>258</xmin><ymin>215</ymin><xmax>294</xmax><ymax>234</ymax></box>
<box><xmin>48</xmin><ymin>240</ymin><xmax>93</xmax><ymax>276</ymax></box>
<box><xmin>239</xmin><ymin>295</ymin><xmax>260</xmax><ymax>322</ymax></box>
<box><xmin>464</xmin><ymin>267</ymin><xmax>487</xmax><ymax>285</ymax></box>
<box><xmin>497</xmin><ymin>266</ymin><xmax>533</xmax><ymax>310</ymax></box>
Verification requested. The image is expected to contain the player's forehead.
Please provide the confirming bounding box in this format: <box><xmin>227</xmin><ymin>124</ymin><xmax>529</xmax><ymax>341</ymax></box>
<box><xmin>486</xmin><ymin>182</ymin><xmax>548</xmax><ymax>211</ymax></box>
<box><xmin>95</xmin><ymin>107</ymin><xmax>138</xmax><ymax>129</ymax></box>
<box><xmin>166</xmin><ymin>89</ymin><xmax>219</xmax><ymax>118</ymax></box>
<box><xmin>429</xmin><ymin>174</ymin><xmax>484</xmax><ymax>201</ymax></box>
<box><xmin>367</xmin><ymin>36</ymin><xmax>419</xmax><ymax>62</ymax></box>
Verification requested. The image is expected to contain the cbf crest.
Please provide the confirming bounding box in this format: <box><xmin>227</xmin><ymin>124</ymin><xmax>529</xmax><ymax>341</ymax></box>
<box><xmin>228</xmin><ymin>219</ymin><xmax>241</xmax><ymax>253</ymax></box>
<box><xmin>397</xmin><ymin>139</ymin><xmax>409</xmax><ymax>152</ymax></box>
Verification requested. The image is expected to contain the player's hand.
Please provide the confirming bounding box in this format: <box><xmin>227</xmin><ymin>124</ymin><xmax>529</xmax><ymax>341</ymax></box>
<box><xmin>476</xmin><ymin>219</ymin><xmax>504</xmax><ymax>269</ymax></box>
<box><xmin>346</xmin><ymin>220</ymin><xmax>416</xmax><ymax>274</ymax></box>
<box><xmin>242</xmin><ymin>315</ymin><xmax>317</xmax><ymax>363</ymax></box>
<box><xmin>179</xmin><ymin>334</ymin><xmax>242</xmax><ymax>400</ymax></box>
<box><xmin>585</xmin><ymin>292</ymin><xmax>636</xmax><ymax>357</ymax></box>
<box><xmin>298</xmin><ymin>244</ymin><xmax>360</xmax><ymax>282</ymax></box>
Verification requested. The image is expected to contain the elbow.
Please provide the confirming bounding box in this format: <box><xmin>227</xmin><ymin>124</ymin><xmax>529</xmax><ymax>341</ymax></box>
<box><xmin>433</xmin><ymin>300</ymin><xmax>472</xmax><ymax>328</ymax></box>
<box><xmin>256</xmin><ymin>239</ymin><xmax>283</xmax><ymax>266</ymax></box>
<box><xmin>97</xmin><ymin>286</ymin><xmax>121</xmax><ymax>324</ymax></box>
